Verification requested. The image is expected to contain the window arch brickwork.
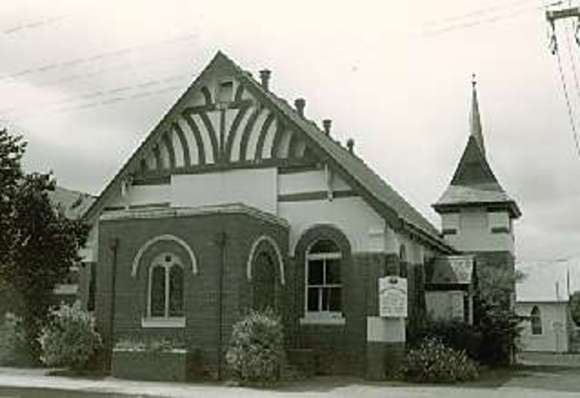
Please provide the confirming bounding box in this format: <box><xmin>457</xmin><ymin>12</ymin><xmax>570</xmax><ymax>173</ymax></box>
<box><xmin>294</xmin><ymin>225</ymin><xmax>352</xmax><ymax>322</ymax></box>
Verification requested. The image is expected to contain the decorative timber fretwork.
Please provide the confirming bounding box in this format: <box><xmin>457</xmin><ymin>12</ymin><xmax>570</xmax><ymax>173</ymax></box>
<box><xmin>135</xmin><ymin>83</ymin><xmax>317</xmax><ymax>177</ymax></box>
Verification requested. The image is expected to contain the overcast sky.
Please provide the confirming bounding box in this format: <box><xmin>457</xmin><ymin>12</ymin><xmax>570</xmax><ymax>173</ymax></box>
<box><xmin>1</xmin><ymin>0</ymin><xmax>579</xmax><ymax>263</ymax></box>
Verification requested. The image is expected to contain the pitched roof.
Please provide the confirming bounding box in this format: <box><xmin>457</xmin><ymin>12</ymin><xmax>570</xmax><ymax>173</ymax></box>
<box><xmin>428</xmin><ymin>255</ymin><xmax>475</xmax><ymax>285</ymax></box>
<box><xmin>224</xmin><ymin>55</ymin><xmax>444</xmax><ymax>240</ymax></box>
<box><xmin>433</xmin><ymin>82</ymin><xmax>521</xmax><ymax>218</ymax></box>
<box><xmin>84</xmin><ymin>51</ymin><xmax>453</xmax><ymax>252</ymax></box>
<box><xmin>516</xmin><ymin>257</ymin><xmax>580</xmax><ymax>303</ymax></box>
<box><xmin>48</xmin><ymin>186</ymin><xmax>96</xmax><ymax>220</ymax></box>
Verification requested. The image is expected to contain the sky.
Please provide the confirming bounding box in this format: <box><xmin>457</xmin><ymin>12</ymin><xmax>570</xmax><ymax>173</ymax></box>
<box><xmin>0</xmin><ymin>0</ymin><xmax>579</xmax><ymax>263</ymax></box>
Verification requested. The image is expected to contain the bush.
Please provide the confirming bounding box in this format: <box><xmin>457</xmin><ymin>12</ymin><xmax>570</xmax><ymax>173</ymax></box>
<box><xmin>403</xmin><ymin>338</ymin><xmax>479</xmax><ymax>383</ymax></box>
<box><xmin>476</xmin><ymin>305</ymin><xmax>522</xmax><ymax>367</ymax></box>
<box><xmin>114</xmin><ymin>337</ymin><xmax>184</xmax><ymax>352</ymax></box>
<box><xmin>0</xmin><ymin>313</ymin><xmax>36</xmax><ymax>366</ymax></box>
<box><xmin>225</xmin><ymin>309</ymin><xmax>285</xmax><ymax>385</ymax></box>
<box><xmin>39</xmin><ymin>301</ymin><xmax>101</xmax><ymax>370</ymax></box>
<box><xmin>570</xmin><ymin>291</ymin><xmax>580</xmax><ymax>326</ymax></box>
<box><xmin>411</xmin><ymin>319</ymin><xmax>482</xmax><ymax>360</ymax></box>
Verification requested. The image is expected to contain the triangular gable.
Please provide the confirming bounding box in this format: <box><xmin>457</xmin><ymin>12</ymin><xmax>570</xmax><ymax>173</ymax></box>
<box><xmin>85</xmin><ymin>51</ymin><xmax>453</xmax><ymax>253</ymax></box>
<box><xmin>85</xmin><ymin>52</ymin><xmax>318</xmax><ymax>223</ymax></box>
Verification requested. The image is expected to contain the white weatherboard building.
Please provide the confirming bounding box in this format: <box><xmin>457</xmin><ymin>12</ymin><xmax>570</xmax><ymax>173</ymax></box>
<box><xmin>516</xmin><ymin>257</ymin><xmax>580</xmax><ymax>353</ymax></box>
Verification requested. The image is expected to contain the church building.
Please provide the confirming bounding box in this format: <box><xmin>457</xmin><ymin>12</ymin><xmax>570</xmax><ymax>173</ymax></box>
<box><xmin>80</xmin><ymin>51</ymin><xmax>521</xmax><ymax>379</ymax></box>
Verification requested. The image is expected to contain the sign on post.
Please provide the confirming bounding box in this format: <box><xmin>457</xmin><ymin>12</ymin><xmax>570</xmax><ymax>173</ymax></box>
<box><xmin>378</xmin><ymin>276</ymin><xmax>407</xmax><ymax>318</ymax></box>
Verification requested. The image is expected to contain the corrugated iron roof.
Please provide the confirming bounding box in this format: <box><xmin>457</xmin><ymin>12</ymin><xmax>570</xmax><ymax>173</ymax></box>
<box><xmin>224</xmin><ymin>53</ymin><xmax>444</xmax><ymax>241</ymax></box>
<box><xmin>84</xmin><ymin>51</ymin><xmax>453</xmax><ymax>250</ymax></box>
<box><xmin>516</xmin><ymin>257</ymin><xmax>580</xmax><ymax>303</ymax></box>
<box><xmin>428</xmin><ymin>255</ymin><xmax>475</xmax><ymax>285</ymax></box>
<box><xmin>48</xmin><ymin>186</ymin><xmax>96</xmax><ymax>220</ymax></box>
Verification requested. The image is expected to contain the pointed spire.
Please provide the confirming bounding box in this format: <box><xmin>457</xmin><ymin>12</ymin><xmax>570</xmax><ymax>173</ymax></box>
<box><xmin>470</xmin><ymin>74</ymin><xmax>485</xmax><ymax>156</ymax></box>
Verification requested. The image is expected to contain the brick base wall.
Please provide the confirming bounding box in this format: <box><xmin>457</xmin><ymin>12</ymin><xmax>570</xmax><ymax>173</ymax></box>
<box><xmin>96</xmin><ymin>211</ymin><xmax>288</xmax><ymax>376</ymax></box>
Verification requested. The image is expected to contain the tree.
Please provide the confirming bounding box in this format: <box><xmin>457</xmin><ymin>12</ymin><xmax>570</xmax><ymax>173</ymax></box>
<box><xmin>473</xmin><ymin>266</ymin><xmax>525</xmax><ymax>366</ymax></box>
<box><xmin>0</xmin><ymin>129</ymin><xmax>26</xmax><ymax>273</ymax></box>
<box><xmin>570</xmin><ymin>291</ymin><xmax>580</xmax><ymax>326</ymax></box>
<box><xmin>0</xmin><ymin>128</ymin><xmax>89</xmax><ymax>362</ymax></box>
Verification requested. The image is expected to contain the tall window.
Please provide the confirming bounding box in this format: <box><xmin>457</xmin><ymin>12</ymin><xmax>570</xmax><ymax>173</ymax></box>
<box><xmin>148</xmin><ymin>253</ymin><xmax>184</xmax><ymax>318</ymax></box>
<box><xmin>306</xmin><ymin>239</ymin><xmax>342</xmax><ymax>316</ymax></box>
<box><xmin>399</xmin><ymin>244</ymin><xmax>407</xmax><ymax>277</ymax></box>
<box><xmin>531</xmin><ymin>306</ymin><xmax>542</xmax><ymax>335</ymax></box>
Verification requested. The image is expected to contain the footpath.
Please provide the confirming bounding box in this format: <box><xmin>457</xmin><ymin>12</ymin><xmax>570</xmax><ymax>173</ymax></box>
<box><xmin>1</xmin><ymin>360</ymin><xmax>580</xmax><ymax>398</ymax></box>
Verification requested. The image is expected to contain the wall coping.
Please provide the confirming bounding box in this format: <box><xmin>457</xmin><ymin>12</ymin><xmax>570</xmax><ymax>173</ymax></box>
<box><xmin>99</xmin><ymin>202</ymin><xmax>289</xmax><ymax>228</ymax></box>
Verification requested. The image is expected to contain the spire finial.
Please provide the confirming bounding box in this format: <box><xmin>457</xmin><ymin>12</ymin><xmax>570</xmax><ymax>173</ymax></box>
<box><xmin>469</xmin><ymin>74</ymin><xmax>485</xmax><ymax>156</ymax></box>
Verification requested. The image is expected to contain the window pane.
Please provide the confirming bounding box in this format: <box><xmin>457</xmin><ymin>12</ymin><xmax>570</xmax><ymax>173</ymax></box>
<box><xmin>308</xmin><ymin>260</ymin><xmax>323</xmax><ymax>285</ymax></box>
<box><xmin>309</xmin><ymin>239</ymin><xmax>339</xmax><ymax>254</ymax></box>
<box><xmin>150</xmin><ymin>266</ymin><xmax>166</xmax><ymax>317</ymax></box>
<box><xmin>307</xmin><ymin>287</ymin><xmax>319</xmax><ymax>311</ymax></box>
<box><xmin>169</xmin><ymin>265</ymin><xmax>184</xmax><ymax>317</ymax></box>
<box><xmin>329</xmin><ymin>287</ymin><xmax>341</xmax><ymax>311</ymax></box>
<box><xmin>325</xmin><ymin>259</ymin><xmax>341</xmax><ymax>284</ymax></box>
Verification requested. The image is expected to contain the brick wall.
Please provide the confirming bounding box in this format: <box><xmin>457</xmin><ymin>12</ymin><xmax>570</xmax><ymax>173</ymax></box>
<box><xmin>96</xmin><ymin>211</ymin><xmax>288</xmax><ymax>375</ymax></box>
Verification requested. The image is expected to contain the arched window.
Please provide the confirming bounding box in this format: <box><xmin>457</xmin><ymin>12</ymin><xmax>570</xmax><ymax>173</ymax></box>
<box><xmin>531</xmin><ymin>306</ymin><xmax>542</xmax><ymax>335</ymax></box>
<box><xmin>306</xmin><ymin>239</ymin><xmax>342</xmax><ymax>316</ymax></box>
<box><xmin>399</xmin><ymin>244</ymin><xmax>407</xmax><ymax>277</ymax></box>
<box><xmin>148</xmin><ymin>253</ymin><xmax>184</xmax><ymax>319</ymax></box>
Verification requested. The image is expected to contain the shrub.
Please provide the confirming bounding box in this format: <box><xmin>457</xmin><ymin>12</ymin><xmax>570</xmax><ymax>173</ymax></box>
<box><xmin>476</xmin><ymin>305</ymin><xmax>523</xmax><ymax>367</ymax></box>
<box><xmin>225</xmin><ymin>309</ymin><xmax>285</xmax><ymax>385</ymax></box>
<box><xmin>39</xmin><ymin>301</ymin><xmax>101</xmax><ymax>370</ymax></box>
<box><xmin>114</xmin><ymin>337</ymin><xmax>184</xmax><ymax>352</ymax></box>
<box><xmin>403</xmin><ymin>338</ymin><xmax>479</xmax><ymax>383</ymax></box>
<box><xmin>411</xmin><ymin>319</ymin><xmax>482</xmax><ymax>360</ymax></box>
<box><xmin>474</xmin><ymin>266</ymin><xmax>524</xmax><ymax>366</ymax></box>
<box><xmin>570</xmin><ymin>291</ymin><xmax>580</xmax><ymax>326</ymax></box>
<box><xmin>0</xmin><ymin>313</ymin><xmax>36</xmax><ymax>366</ymax></box>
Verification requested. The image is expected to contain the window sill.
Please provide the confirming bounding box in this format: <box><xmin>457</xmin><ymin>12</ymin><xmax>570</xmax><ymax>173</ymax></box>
<box><xmin>141</xmin><ymin>317</ymin><xmax>185</xmax><ymax>328</ymax></box>
<box><xmin>299</xmin><ymin>315</ymin><xmax>345</xmax><ymax>326</ymax></box>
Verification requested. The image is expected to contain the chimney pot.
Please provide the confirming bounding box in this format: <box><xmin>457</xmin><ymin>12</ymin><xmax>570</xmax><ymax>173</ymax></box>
<box><xmin>322</xmin><ymin>119</ymin><xmax>332</xmax><ymax>135</ymax></box>
<box><xmin>294</xmin><ymin>98</ymin><xmax>306</xmax><ymax>117</ymax></box>
<box><xmin>347</xmin><ymin>138</ymin><xmax>355</xmax><ymax>153</ymax></box>
<box><xmin>259</xmin><ymin>69</ymin><xmax>271</xmax><ymax>90</ymax></box>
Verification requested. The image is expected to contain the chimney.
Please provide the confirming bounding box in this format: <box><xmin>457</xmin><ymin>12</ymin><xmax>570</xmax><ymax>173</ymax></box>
<box><xmin>259</xmin><ymin>69</ymin><xmax>271</xmax><ymax>91</ymax></box>
<box><xmin>322</xmin><ymin>119</ymin><xmax>332</xmax><ymax>135</ymax></box>
<box><xmin>347</xmin><ymin>138</ymin><xmax>355</xmax><ymax>153</ymax></box>
<box><xmin>294</xmin><ymin>98</ymin><xmax>305</xmax><ymax>117</ymax></box>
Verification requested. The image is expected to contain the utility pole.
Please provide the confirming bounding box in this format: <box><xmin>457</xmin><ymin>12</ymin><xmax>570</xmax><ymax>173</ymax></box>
<box><xmin>546</xmin><ymin>6</ymin><xmax>580</xmax><ymax>23</ymax></box>
<box><xmin>546</xmin><ymin>4</ymin><xmax>580</xmax><ymax>53</ymax></box>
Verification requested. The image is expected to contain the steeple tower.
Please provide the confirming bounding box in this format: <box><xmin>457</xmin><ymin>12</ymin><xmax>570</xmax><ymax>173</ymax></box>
<box><xmin>433</xmin><ymin>78</ymin><xmax>521</xmax><ymax>270</ymax></box>
<box><xmin>470</xmin><ymin>75</ymin><xmax>485</xmax><ymax>156</ymax></box>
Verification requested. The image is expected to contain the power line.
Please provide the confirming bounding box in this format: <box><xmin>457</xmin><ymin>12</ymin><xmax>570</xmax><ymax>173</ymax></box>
<box><xmin>0</xmin><ymin>32</ymin><xmax>198</xmax><ymax>83</ymax></box>
<box><xmin>554</xmin><ymin>40</ymin><xmax>580</xmax><ymax>158</ymax></box>
<box><xmin>546</xmin><ymin>1</ymin><xmax>580</xmax><ymax>159</ymax></box>
<box><xmin>2</xmin><ymin>82</ymin><xmax>185</xmax><ymax>121</ymax></box>
<box><xmin>1</xmin><ymin>73</ymin><xmax>190</xmax><ymax>118</ymax></box>
<box><xmin>2</xmin><ymin>14</ymin><xmax>69</xmax><ymax>35</ymax></box>
<box><xmin>563</xmin><ymin>2</ymin><xmax>580</xmax><ymax>104</ymax></box>
<box><xmin>24</xmin><ymin>44</ymin><xmax>199</xmax><ymax>90</ymax></box>
<box><xmin>423</xmin><ymin>0</ymin><xmax>563</xmax><ymax>37</ymax></box>
<box><xmin>423</xmin><ymin>0</ymin><xmax>536</xmax><ymax>27</ymax></box>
